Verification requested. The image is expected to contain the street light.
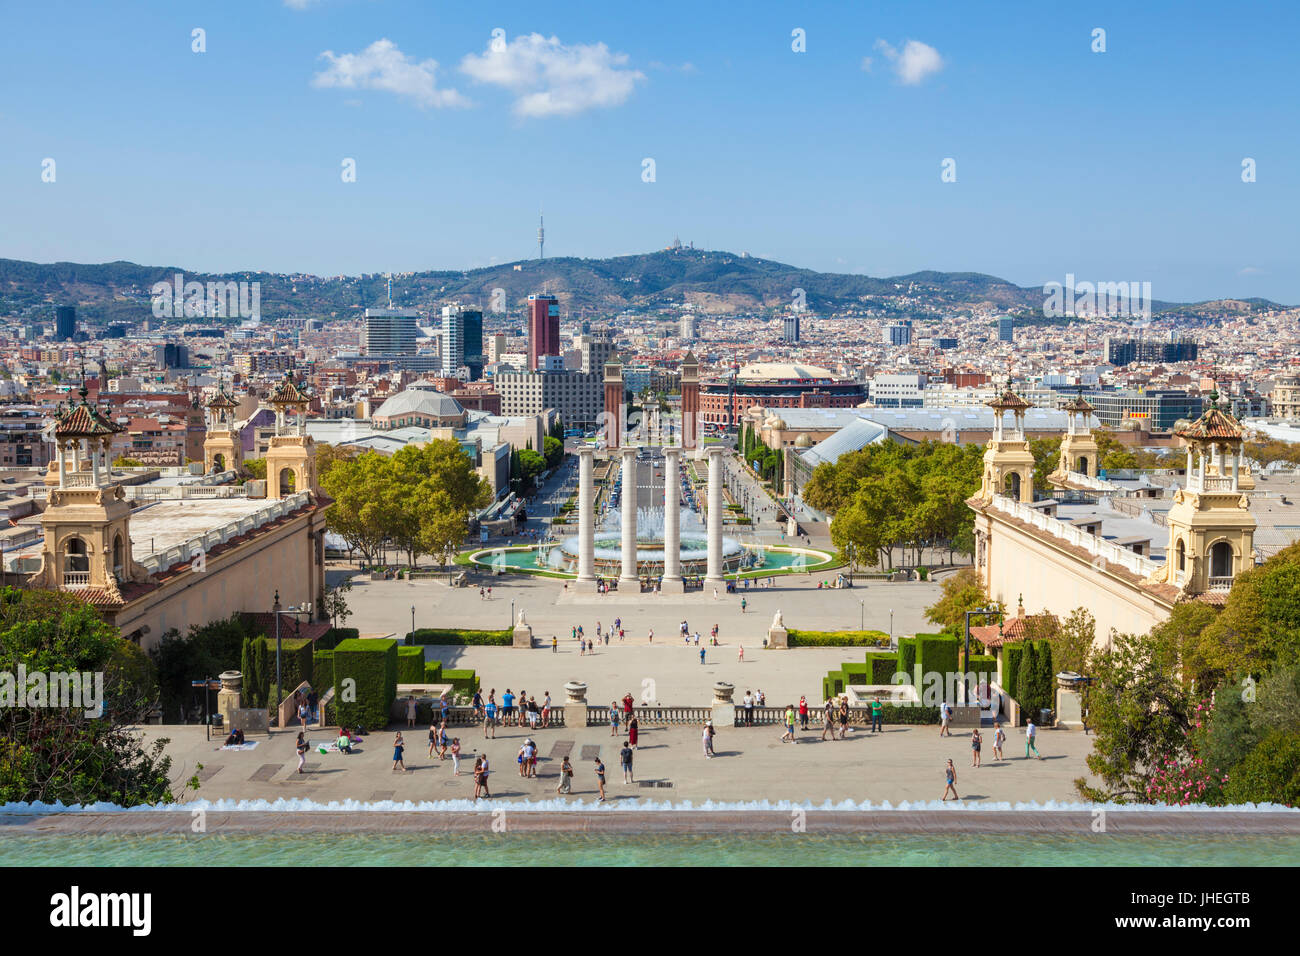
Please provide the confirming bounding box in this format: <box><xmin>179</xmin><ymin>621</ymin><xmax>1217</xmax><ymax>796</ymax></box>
<box><xmin>411</xmin><ymin>605</ymin><xmax>416</xmax><ymax>645</ymax></box>
<box><xmin>859</xmin><ymin>599</ymin><xmax>865</xmax><ymax>631</ymax></box>
<box><xmin>889</xmin><ymin>608</ymin><xmax>894</xmax><ymax>645</ymax></box>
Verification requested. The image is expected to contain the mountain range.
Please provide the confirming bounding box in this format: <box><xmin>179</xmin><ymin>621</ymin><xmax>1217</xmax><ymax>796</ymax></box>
<box><xmin>0</xmin><ymin>249</ymin><xmax>1286</xmax><ymax>325</ymax></box>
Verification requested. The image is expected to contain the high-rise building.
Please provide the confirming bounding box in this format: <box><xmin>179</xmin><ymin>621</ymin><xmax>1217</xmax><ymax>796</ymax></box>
<box><xmin>884</xmin><ymin>321</ymin><xmax>913</xmax><ymax>346</ymax></box>
<box><xmin>935</xmin><ymin>337</ymin><xmax>958</xmax><ymax>350</ymax></box>
<box><xmin>1103</xmin><ymin>334</ymin><xmax>1199</xmax><ymax>367</ymax></box>
<box><xmin>55</xmin><ymin>306</ymin><xmax>76</xmax><ymax>341</ymax></box>
<box><xmin>363</xmin><ymin>308</ymin><xmax>419</xmax><ymax>356</ymax></box>
<box><xmin>527</xmin><ymin>294</ymin><xmax>560</xmax><ymax>371</ymax></box>
<box><xmin>680</xmin><ymin>313</ymin><xmax>698</xmax><ymax>341</ymax></box>
<box><xmin>441</xmin><ymin>305</ymin><xmax>483</xmax><ymax>379</ymax></box>
<box><xmin>782</xmin><ymin>313</ymin><xmax>801</xmax><ymax>343</ymax></box>
<box><xmin>997</xmin><ymin>317</ymin><xmax>1016</xmax><ymax>343</ymax></box>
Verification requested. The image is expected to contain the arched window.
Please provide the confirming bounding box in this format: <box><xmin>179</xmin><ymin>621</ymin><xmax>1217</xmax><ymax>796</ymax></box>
<box><xmin>1076</xmin><ymin>455</ymin><xmax>1089</xmax><ymax>474</ymax></box>
<box><xmin>1210</xmin><ymin>541</ymin><xmax>1234</xmax><ymax>579</ymax></box>
<box><xmin>62</xmin><ymin>536</ymin><xmax>89</xmax><ymax>583</ymax></box>
<box><xmin>112</xmin><ymin>533</ymin><xmax>124</xmax><ymax>580</ymax></box>
<box><xmin>279</xmin><ymin>469</ymin><xmax>296</xmax><ymax>496</ymax></box>
<box><xmin>1176</xmin><ymin>539</ymin><xmax>1186</xmax><ymax>572</ymax></box>
<box><xmin>212</xmin><ymin>453</ymin><xmax>225</xmax><ymax>473</ymax></box>
<box><xmin>1004</xmin><ymin>472</ymin><xmax>1021</xmax><ymax>498</ymax></box>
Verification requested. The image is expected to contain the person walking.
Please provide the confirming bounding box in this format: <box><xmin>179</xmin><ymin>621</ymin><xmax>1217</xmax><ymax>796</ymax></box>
<box><xmin>821</xmin><ymin>699</ymin><xmax>837</xmax><ymax>741</ymax></box>
<box><xmin>391</xmin><ymin>732</ymin><xmax>408</xmax><ymax>773</ymax></box>
<box><xmin>838</xmin><ymin>697</ymin><xmax>849</xmax><ymax>738</ymax></box>
<box><xmin>427</xmin><ymin>720</ymin><xmax>439</xmax><ymax>758</ymax></box>
<box><xmin>939</xmin><ymin>701</ymin><xmax>953</xmax><ymax>737</ymax></box>
<box><xmin>1025</xmin><ymin>719</ymin><xmax>1043</xmax><ymax>760</ymax></box>
<box><xmin>556</xmin><ymin>755</ymin><xmax>574</xmax><ymax>794</ymax></box>
<box><xmin>738</xmin><ymin>643</ymin><xmax>744</xmax><ymax>663</ymax></box>
<box><xmin>942</xmin><ymin>759</ymin><xmax>959</xmax><ymax>801</ymax></box>
<box><xmin>609</xmin><ymin>701</ymin><xmax>621</xmax><ymax>736</ymax></box>
<box><xmin>552</xmin><ymin>635</ymin><xmax>558</xmax><ymax>653</ymax></box>
<box><xmin>740</xmin><ymin>597</ymin><xmax>747</xmax><ymax>614</ymax></box>
<box><xmin>647</xmin><ymin>627</ymin><xmax>653</xmax><ymax>645</ymax></box>
<box><xmin>295</xmin><ymin>731</ymin><xmax>309</xmax><ymax>773</ymax></box>
<box><xmin>781</xmin><ymin>705</ymin><xmax>797</xmax><ymax>743</ymax></box>
<box><xmin>478</xmin><ymin>753</ymin><xmax>491</xmax><ymax>797</ymax></box>
<box><xmin>628</xmin><ymin>715</ymin><xmax>639</xmax><ymax>750</ymax></box>
<box><xmin>620</xmin><ymin>741</ymin><xmax>634</xmax><ymax>783</ymax></box>
<box><xmin>450</xmin><ymin>738</ymin><xmax>462</xmax><ymax>775</ymax></box>
<box><xmin>699</xmin><ymin>646</ymin><xmax>706</xmax><ymax>665</ymax></box>
<box><xmin>594</xmin><ymin>757</ymin><xmax>607</xmax><ymax>802</ymax></box>
<box><xmin>870</xmin><ymin>696</ymin><xmax>884</xmax><ymax>734</ymax></box>
<box><xmin>993</xmin><ymin>722</ymin><xmax>1006</xmax><ymax>761</ymax></box>
<box><xmin>971</xmin><ymin>728</ymin><xmax>983</xmax><ymax>767</ymax></box>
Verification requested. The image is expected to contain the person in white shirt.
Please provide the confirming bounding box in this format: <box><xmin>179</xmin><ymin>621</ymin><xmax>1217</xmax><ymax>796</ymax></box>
<box><xmin>1025</xmin><ymin>719</ymin><xmax>1042</xmax><ymax>759</ymax></box>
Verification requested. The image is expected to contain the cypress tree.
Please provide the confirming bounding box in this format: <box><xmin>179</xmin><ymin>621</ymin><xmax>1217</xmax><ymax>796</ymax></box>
<box><xmin>1033</xmin><ymin>641</ymin><xmax>1055</xmax><ymax>719</ymax></box>
<box><xmin>1017</xmin><ymin>640</ymin><xmax>1037</xmax><ymax>715</ymax></box>
<box><xmin>239</xmin><ymin>638</ymin><xmax>253</xmax><ymax>706</ymax></box>
<box><xmin>255</xmin><ymin>636</ymin><xmax>271</xmax><ymax>708</ymax></box>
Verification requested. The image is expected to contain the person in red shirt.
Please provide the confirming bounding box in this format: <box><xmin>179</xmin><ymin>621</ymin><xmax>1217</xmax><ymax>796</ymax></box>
<box><xmin>798</xmin><ymin>695</ymin><xmax>809</xmax><ymax>731</ymax></box>
<box><xmin>622</xmin><ymin>692</ymin><xmax>635</xmax><ymax>733</ymax></box>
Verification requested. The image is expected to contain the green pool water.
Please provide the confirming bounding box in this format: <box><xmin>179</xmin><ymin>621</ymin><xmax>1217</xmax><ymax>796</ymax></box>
<box><xmin>470</xmin><ymin>545</ymin><xmax>828</xmax><ymax>575</ymax></box>
<box><xmin>5</xmin><ymin>832</ymin><xmax>1296</xmax><ymax>866</ymax></box>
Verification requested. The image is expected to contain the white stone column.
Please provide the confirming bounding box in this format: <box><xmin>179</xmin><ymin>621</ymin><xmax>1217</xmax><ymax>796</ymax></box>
<box><xmin>662</xmin><ymin>446</ymin><xmax>683</xmax><ymax>591</ymax></box>
<box><xmin>704</xmin><ymin>446</ymin><xmax>725</xmax><ymax>591</ymax></box>
<box><xmin>576</xmin><ymin>447</ymin><xmax>596</xmax><ymax>583</ymax></box>
<box><xmin>619</xmin><ymin>448</ymin><xmax>639</xmax><ymax>588</ymax></box>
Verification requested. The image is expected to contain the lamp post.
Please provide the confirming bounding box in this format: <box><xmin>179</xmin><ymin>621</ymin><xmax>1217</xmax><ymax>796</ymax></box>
<box><xmin>410</xmin><ymin>605</ymin><xmax>415</xmax><ymax>645</ymax></box>
<box><xmin>273</xmin><ymin>589</ymin><xmax>282</xmax><ymax>721</ymax></box>
<box><xmin>859</xmin><ymin>599</ymin><xmax>864</xmax><ymax>631</ymax></box>
<box><xmin>889</xmin><ymin>608</ymin><xmax>894</xmax><ymax>645</ymax></box>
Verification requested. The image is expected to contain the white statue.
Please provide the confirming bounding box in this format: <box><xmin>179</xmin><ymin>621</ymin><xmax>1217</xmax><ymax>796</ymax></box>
<box><xmin>772</xmin><ymin>609</ymin><xmax>784</xmax><ymax>629</ymax></box>
<box><xmin>517</xmin><ymin>609</ymin><xmax>528</xmax><ymax>627</ymax></box>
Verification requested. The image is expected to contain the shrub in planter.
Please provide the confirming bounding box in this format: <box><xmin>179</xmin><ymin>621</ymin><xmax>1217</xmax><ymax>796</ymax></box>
<box><xmin>881</xmin><ymin>703</ymin><xmax>940</xmax><ymax>724</ymax></box>
<box><xmin>788</xmin><ymin>629</ymin><xmax>890</xmax><ymax>647</ymax></box>
<box><xmin>867</xmin><ymin>652</ymin><xmax>899</xmax><ymax>685</ymax></box>
<box><xmin>423</xmin><ymin>661</ymin><xmax>443</xmax><ymax>684</ymax></box>
<box><xmin>1002</xmin><ymin>643</ymin><xmax>1025</xmax><ymax>701</ymax></box>
<box><xmin>396</xmin><ymin>646</ymin><xmax>425</xmax><ymax>684</ymax></box>
<box><xmin>332</xmin><ymin>638</ymin><xmax>398</xmax><ymax>731</ymax></box>
<box><xmin>313</xmin><ymin>649</ymin><xmax>334</xmax><ymax>695</ymax></box>
<box><xmin>915</xmin><ymin>633</ymin><xmax>960</xmax><ymax>686</ymax></box>
<box><xmin>319</xmin><ymin>627</ymin><xmax>359</xmax><ymax>651</ymax></box>
<box><xmin>897</xmin><ymin>637</ymin><xmax>917</xmax><ymax>685</ymax></box>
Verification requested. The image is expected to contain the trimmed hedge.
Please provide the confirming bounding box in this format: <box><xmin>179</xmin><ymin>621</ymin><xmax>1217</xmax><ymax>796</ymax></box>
<box><xmin>423</xmin><ymin>661</ymin><xmax>444</xmax><ymax>684</ymax></box>
<box><xmin>313</xmin><ymin>649</ymin><xmax>334</xmax><ymax>695</ymax></box>
<box><xmin>319</xmin><ymin>627</ymin><xmax>359</xmax><ymax>651</ymax></box>
<box><xmin>915</xmin><ymin>633</ymin><xmax>960</xmax><ymax>685</ymax></box>
<box><xmin>787</xmin><ymin>629</ymin><xmax>891</xmax><ymax>648</ymax></box>
<box><xmin>441</xmin><ymin>668</ymin><xmax>480</xmax><ymax>694</ymax></box>
<box><xmin>396</xmin><ymin>646</ymin><xmax>425</xmax><ymax>684</ymax></box>
<box><xmin>277</xmin><ymin>637</ymin><xmax>315</xmax><ymax>696</ymax></box>
<box><xmin>867</xmin><ymin>652</ymin><xmax>900</xmax><ymax>685</ymax></box>
<box><xmin>966</xmin><ymin>653</ymin><xmax>997</xmax><ymax>677</ymax></box>
<box><xmin>332</xmin><ymin>638</ymin><xmax>398</xmax><ymax>731</ymax></box>
<box><xmin>897</xmin><ymin>636</ymin><xmax>917</xmax><ymax>686</ymax></box>
<box><xmin>408</xmin><ymin>628</ymin><xmax>512</xmax><ymax>646</ymax></box>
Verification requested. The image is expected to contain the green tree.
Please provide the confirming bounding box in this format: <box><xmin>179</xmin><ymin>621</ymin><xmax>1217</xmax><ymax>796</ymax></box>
<box><xmin>543</xmin><ymin>435</ymin><xmax>563</xmax><ymax>469</ymax></box>
<box><xmin>1053</xmin><ymin>607</ymin><xmax>1096</xmax><ymax>677</ymax></box>
<box><xmin>1222</xmin><ymin>732</ymin><xmax>1300</xmax><ymax>806</ymax></box>
<box><xmin>924</xmin><ymin>568</ymin><xmax>994</xmax><ymax>636</ymax></box>
<box><xmin>243</xmin><ymin>458</ymin><xmax>267</xmax><ymax>480</ymax></box>
<box><xmin>1076</xmin><ymin>630</ymin><xmax>1191</xmax><ymax>803</ymax></box>
<box><xmin>0</xmin><ymin>587</ymin><xmax>174</xmax><ymax>806</ymax></box>
<box><xmin>1018</xmin><ymin>640</ymin><xmax>1039</xmax><ymax>714</ymax></box>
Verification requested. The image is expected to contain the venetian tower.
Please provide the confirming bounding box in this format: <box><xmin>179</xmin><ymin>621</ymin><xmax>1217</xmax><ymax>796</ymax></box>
<box><xmin>978</xmin><ymin>386</ymin><xmax>1036</xmax><ymax>503</ymax></box>
<box><xmin>1050</xmin><ymin>390</ymin><xmax>1100</xmax><ymax>483</ymax></box>
<box><xmin>264</xmin><ymin>371</ymin><xmax>317</xmax><ymax>500</ymax></box>
<box><xmin>32</xmin><ymin>386</ymin><xmax>145</xmax><ymax>598</ymax></box>
<box><xmin>202</xmin><ymin>379</ymin><xmax>242</xmax><ymax>475</ymax></box>
<box><xmin>1158</xmin><ymin>395</ymin><xmax>1256</xmax><ymax>597</ymax></box>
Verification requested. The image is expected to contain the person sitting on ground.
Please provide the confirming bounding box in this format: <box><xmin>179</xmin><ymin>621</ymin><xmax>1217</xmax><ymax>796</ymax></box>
<box><xmin>223</xmin><ymin>727</ymin><xmax>245</xmax><ymax>747</ymax></box>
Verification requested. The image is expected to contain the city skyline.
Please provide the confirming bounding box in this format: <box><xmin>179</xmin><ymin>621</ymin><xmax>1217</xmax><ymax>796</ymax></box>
<box><xmin>1</xmin><ymin>0</ymin><xmax>1297</xmax><ymax>302</ymax></box>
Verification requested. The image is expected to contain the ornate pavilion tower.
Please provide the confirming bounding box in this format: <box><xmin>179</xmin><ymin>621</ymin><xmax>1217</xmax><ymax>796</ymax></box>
<box><xmin>202</xmin><ymin>380</ymin><xmax>243</xmax><ymax>475</ymax></box>
<box><xmin>978</xmin><ymin>386</ymin><xmax>1036</xmax><ymax>503</ymax></box>
<box><xmin>31</xmin><ymin>386</ymin><xmax>145</xmax><ymax>599</ymax></box>
<box><xmin>1157</xmin><ymin>396</ymin><xmax>1256</xmax><ymax>597</ymax></box>
<box><xmin>264</xmin><ymin>371</ymin><xmax>317</xmax><ymax>500</ymax></box>
<box><xmin>1049</xmin><ymin>390</ymin><xmax>1100</xmax><ymax>484</ymax></box>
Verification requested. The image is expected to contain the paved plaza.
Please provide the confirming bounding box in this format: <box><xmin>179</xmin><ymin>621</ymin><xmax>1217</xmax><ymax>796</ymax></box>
<box><xmin>142</xmin><ymin>718</ymin><xmax>1096</xmax><ymax>807</ymax></box>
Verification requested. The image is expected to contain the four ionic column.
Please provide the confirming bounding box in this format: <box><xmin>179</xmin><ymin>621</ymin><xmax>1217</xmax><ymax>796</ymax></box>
<box><xmin>576</xmin><ymin>447</ymin><xmax>595</xmax><ymax>583</ymax></box>
<box><xmin>618</xmin><ymin>448</ymin><xmax>639</xmax><ymax>587</ymax></box>
<box><xmin>704</xmin><ymin>446</ymin><xmax>725</xmax><ymax>591</ymax></box>
<box><xmin>661</xmin><ymin>447</ymin><xmax>684</xmax><ymax>591</ymax></box>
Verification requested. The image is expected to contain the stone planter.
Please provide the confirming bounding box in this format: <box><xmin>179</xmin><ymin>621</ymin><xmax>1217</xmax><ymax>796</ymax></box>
<box><xmin>711</xmin><ymin>681</ymin><xmax>736</xmax><ymax>727</ymax></box>
<box><xmin>712</xmin><ymin>681</ymin><xmax>735</xmax><ymax>704</ymax></box>
<box><xmin>564</xmin><ymin>681</ymin><xmax>589</xmax><ymax>706</ymax></box>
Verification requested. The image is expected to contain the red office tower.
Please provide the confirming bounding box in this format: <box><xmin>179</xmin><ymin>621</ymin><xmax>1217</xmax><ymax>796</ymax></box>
<box><xmin>527</xmin><ymin>294</ymin><xmax>561</xmax><ymax>371</ymax></box>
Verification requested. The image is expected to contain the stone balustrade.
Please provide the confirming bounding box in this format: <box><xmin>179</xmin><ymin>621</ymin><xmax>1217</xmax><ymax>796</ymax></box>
<box><xmin>990</xmin><ymin>494</ymin><xmax>1161</xmax><ymax>578</ymax></box>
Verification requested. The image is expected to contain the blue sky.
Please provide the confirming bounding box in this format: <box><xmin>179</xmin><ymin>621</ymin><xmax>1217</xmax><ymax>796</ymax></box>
<box><xmin>1</xmin><ymin>0</ymin><xmax>1296</xmax><ymax>303</ymax></box>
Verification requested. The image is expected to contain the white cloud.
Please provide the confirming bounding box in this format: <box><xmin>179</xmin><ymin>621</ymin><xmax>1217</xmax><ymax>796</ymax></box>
<box><xmin>284</xmin><ymin>0</ymin><xmax>319</xmax><ymax>9</ymax></box>
<box><xmin>860</xmin><ymin>57</ymin><xmax>873</xmax><ymax>72</ymax></box>
<box><xmin>459</xmin><ymin>33</ymin><xmax>645</xmax><ymax>117</ymax></box>
<box><xmin>1237</xmin><ymin>266</ymin><xmax>1267</xmax><ymax>276</ymax></box>
<box><xmin>312</xmin><ymin>39</ymin><xmax>469</xmax><ymax>109</ymax></box>
<box><xmin>873</xmin><ymin>39</ymin><xmax>944</xmax><ymax>85</ymax></box>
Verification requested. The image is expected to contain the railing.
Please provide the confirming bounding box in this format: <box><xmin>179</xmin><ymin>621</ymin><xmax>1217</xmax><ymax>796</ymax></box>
<box><xmin>734</xmin><ymin>706</ymin><xmax>877</xmax><ymax>727</ymax></box>
<box><xmin>585</xmin><ymin>705</ymin><xmax>713</xmax><ymax>726</ymax></box>
<box><xmin>1207</xmin><ymin>575</ymin><xmax>1234</xmax><ymax>592</ymax></box>
<box><xmin>989</xmin><ymin>494</ymin><xmax>1161</xmax><ymax>579</ymax></box>
<box><xmin>137</xmin><ymin>491</ymin><xmax>312</xmax><ymax>575</ymax></box>
<box><xmin>1063</xmin><ymin>470</ymin><xmax>1125</xmax><ymax>492</ymax></box>
<box><xmin>61</xmin><ymin>473</ymin><xmax>99</xmax><ymax>488</ymax></box>
<box><xmin>125</xmin><ymin>484</ymin><xmax>248</xmax><ymax>501</ymax></box>
<box><xmin>1195</xmin><ymin>476</ymin><xmax>1236</xmax><ymax>492</ymax></box>
<box><xmin>62</xmin><ymin>571</ymin><xmax>91</xmax><ymax>588</ymax></box>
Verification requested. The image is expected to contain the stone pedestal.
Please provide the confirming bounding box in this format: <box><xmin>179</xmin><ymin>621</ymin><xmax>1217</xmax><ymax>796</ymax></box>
<box><xmin>767</xmin><ymin>626</ymin><xmax>788</xmax><ymax>649</ymax></box>
<box><xmin>564</xmin><ymin>681</ymin><xmax>588</xmax><ymax>728</ymax></box>
<box><xmin>1055</xmin><ymin>687</ymin><xmax>1084</xmax><ymax>730</ymax></box>
<box><xmin>704</xmin><ymin>446</ymin><xmax>726</xmax><ymax>591</ymax></box>
<box><xmin>216</xmin><ymin>670</ymin><xmax>243</xmax><ymax>730</ymax></box>
<box><xmin>576</xmin><ymin>448</ymin><xmax>596</xmax><ymax>583</ymax></box>
<box><xmin>711</xmin><ymin>681</ymin><xmax>736</xmax><ymax>728</ymax></box>
<box><xmin>512</xmin><ymin>610</ymin><xmax>533</xmax><ymax>648</ymax></box>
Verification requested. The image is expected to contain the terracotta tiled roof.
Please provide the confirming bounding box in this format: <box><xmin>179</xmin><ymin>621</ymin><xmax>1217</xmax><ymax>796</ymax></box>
<box><xmin>970</xmin><ymin>612</ymin><xmax>1059</xmax><ymax>648</ymax></box>
<box><xmin>1063</xmin><ymin>393</ymin><xmax>1094</xmax><ymax>413</ymax></box>
<box><xmin>1176</xmin><ymin>406</ymin><xmax>1243</xmax><ymax>442</ymax></box>
<box><xmin>54</xmin><ymin>397</ymin><xmax>123</xmax><ymax>439</ymax></box>
<box><xmin>269</xmin><ymin>373</ymin><xmax>309</xmax><ymax>406</ymax></box>
<box><xmin>987</xmin><ymin>389</ymin><xmax>1032</xmax><ymax>411</ymax></box>
<box><xmin>207</xmin><ymin>387</ymin><xmax>238</xmax><ymax>410</ymax></box>
<box><xmin>241</xmin><ymin>612</ymin><xmax>332</xmax><ymax>643</ymax></box>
